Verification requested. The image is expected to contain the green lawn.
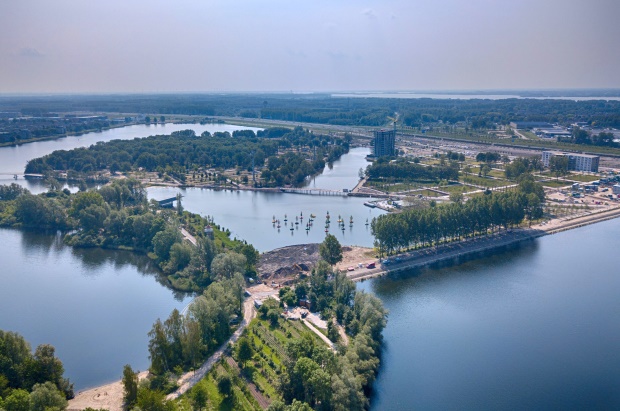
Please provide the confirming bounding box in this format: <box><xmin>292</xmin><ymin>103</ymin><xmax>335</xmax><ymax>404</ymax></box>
<box><xmin>461</xmin><ymin>174</ymin><xmax>507</xmax><ymax>187</ymax></box>
<box><xmin>567</xmin><ymin>173</ymin><xmax>600</xmax><ymax>183</ymax></box>
<box><xmin>414</xmin><ymin>189</ymin><xmax>446</xmax><ymax>197</ymax></box>
<box><xmin>437</xmin><ymin>184</ymin><xmax>477</xmax><ymax>195</ymax></box>
<box><xmin>541</xmin><ymin>179</ymin><xmax>572</xmax><ymax>188</ymax></box>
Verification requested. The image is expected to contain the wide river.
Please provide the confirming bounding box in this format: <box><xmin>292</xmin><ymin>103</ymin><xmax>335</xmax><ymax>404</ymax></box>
<box><xmin>1</xmin><ymin>123</ymin><xmax>619</xmax><ymax>409</ymax></box>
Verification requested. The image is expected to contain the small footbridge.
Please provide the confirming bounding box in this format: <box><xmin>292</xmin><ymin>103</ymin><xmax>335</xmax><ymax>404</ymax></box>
<box><xmin>279</xmin><ymin>188</ymin><xmax>349</xmax><ymax>197</ymax></box>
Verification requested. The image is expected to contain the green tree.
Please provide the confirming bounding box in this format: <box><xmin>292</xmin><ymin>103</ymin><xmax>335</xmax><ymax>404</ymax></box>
<box><xmin>135</xmin><ymin>386</ymin><xmax>173</xmax><ymax>411</ymax></box>
<box><xmin>210</xmin><ymin>252</ymin><xmax>246</xmax><ymax>280</ymax></box>
<box><xmin>152</xmin><ymin>228</ymin><xmax>181</xmax><ymax>261</ymax></box>
<box><xmin>122</xmin><ymin>364</ymin><xmax>138</xmax><ymax>409</ymax></box>
<box><xmin>319</xmin><ymin>234</ymin><xmax>343</xmax><ymax>265</ymax></box>
<box><xmin>191</xmin><ymin>384</ymin><xmax>208</xmax><ymax>411</ymax></box>
<box><xmin>327</xmin><ymin>319</ymin><xmax>340</xmax><ymax>343</ymax></box>
<box><xmin>2</xmin><ymin>389</ymin><xmax>30</xmax><ymax>411</ymax></box>
<box><xmin>32</xmin><ymin>344</ymin><xmax>73</xmax><ymax>399</ymax></box>
<box><xmin>549</xmin><ymin>155</ymin><xmax>569</xmax><ymax>180</ymax></box>
<box><xmin>29</xmin><ymin>382</ymin><xmax>67</xmax><ymax>411</ymax></box>
<box><xmin>236</xmin><ymin>337</ymin><xmax>253</xmax><ymax>368</ymax></box>
<box><xmin>216</xmin><ymin>374</ymin><xmax>232</xmax><ymax>398</ymax></box>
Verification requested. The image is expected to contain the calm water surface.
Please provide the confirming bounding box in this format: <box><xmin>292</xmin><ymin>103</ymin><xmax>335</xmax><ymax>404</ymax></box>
<box><xmin>359</xmin><ymin>219</ymin><xmax>620</xmax><ymax>410</ymax></box>
<box><xmin>148</xmin><ymin>148</ymin><xmax>385</xmax><ymax>252</ymax></box>
<box><xmin>0</xmin><ymin>228</ymin><xmax>191</xmax><ymax>390</ymax></box>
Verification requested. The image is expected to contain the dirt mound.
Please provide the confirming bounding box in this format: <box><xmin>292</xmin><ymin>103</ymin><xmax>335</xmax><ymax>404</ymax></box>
<box><xmin>257</xmin><ymin>244</ymin><xmax>320</xmax><ymax>282</ymax></box>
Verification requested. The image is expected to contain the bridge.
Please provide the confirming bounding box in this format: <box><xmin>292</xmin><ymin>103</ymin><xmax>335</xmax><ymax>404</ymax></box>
<box><xmin>279</xmin><ymin>188</ymin><xmax>349</xmax><ymax>197</ymax></box>
<box><xmin>158</xmin><ymin>196</ymin><xmax>179</xmax><ymax>208</ymax></box>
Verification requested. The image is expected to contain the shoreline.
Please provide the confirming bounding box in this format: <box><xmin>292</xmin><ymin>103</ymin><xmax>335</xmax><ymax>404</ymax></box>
<box><xmin>66</xmin><ymin>206</ymin><xmax>620</xmax><ymax>410</ymax></box>
<box><xmin>347</xmin><ymin>205</ymin><xmax>620</xmax><ymax>282</ymax></box>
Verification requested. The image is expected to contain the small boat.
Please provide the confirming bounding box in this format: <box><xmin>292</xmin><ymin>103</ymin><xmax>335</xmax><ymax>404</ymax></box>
<box><xmin>272</xmin><ymin>215</ymin><xmax>276</xmax><ymax>223</ymax></box>
<box><xmin>365</xmin><ymin>218</ymin><xmax>369</xmax><ymax>226</ymax></box>
<box><xmin>277</xmin><ymin>224</ymin><xmax>281</xmax><ymax>229</ymax></box>
<box><xmin>310</xmin><ymin>214</ymin><xmax>316</xmax><ymax>219</ymax></box>
<box><xmin>350</xmin><ymin>216</ymin><xmax>354</xmax><ymax>224</ymax></box>
<box><xmin>295</xmin><ymin>221</ymin><xmax>299</xmax><ymax>225</ymax></box>
<box><xmin>290</xmin><ymin>227</ymin><xmax>294</xmax><ymax>231</ymax></box>
<box><xmin>325</xmin><ymin>229</ymin><xmax>329</xmax><ymax>232</ymax></box>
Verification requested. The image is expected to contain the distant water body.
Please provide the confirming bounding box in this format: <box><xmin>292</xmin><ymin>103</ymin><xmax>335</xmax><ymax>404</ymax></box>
<box><xmin>332</xmin><ymin>92</ymin><xmax>620</xmax><ymax>101</ymax></box>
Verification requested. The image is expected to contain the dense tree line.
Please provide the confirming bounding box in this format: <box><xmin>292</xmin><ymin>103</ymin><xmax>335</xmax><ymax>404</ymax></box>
<box><xmin>24</xmin><ymin>127</ymin><xmax>348</xmax><ymax>188</ymax></box>
<box><xmin>504</xmin><ymin>157</ymin><xmax>543</xmax><ymax>180</ymax></box>
<box><xmin>147</xmin><ymin>276</ymin><xmax>245</xmax><ymax>378</ymax></box>
<box><xmin>365</xmin><ymin>157</ymin><xmax>460</xmax><ymax>182</ymax></box>
<box><xmin>372</xmin><ymin>177</ymin><xmax>545</xmax><ymax>254</ymax></box>
<box><xmin>0</xmin><ymin>330</ymin><xmax>73</xmax><ymax>411</ymax></box>
<box><xmin>475</xmin><ymin>152</ymin><xmax>501</xmax><ymax>163</ymax></box>
<box><xmin>3</xmin><ymin>94</ymin><xmax>619</xmax><ymax>129</ymax></box>
<box><xmin>557</xmin><ymin>127</ymin><xmax>618</xmax><ymax>147</ymax></box>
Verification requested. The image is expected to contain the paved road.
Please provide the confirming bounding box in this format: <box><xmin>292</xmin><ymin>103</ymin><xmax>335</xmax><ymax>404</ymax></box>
<box><xmin>180</xmin><ymin>227</ymin><xmax>197</xmax><ymax>246</ymax></box>
<box><xmin>302</xmin><ymin>320</ymin><xmax>336</xmax><ymax>351</ymax></box>
<box><xmin>166</xmin><ymin>297</ymin><xmax>256</xmax><ymax>400</ymax></box>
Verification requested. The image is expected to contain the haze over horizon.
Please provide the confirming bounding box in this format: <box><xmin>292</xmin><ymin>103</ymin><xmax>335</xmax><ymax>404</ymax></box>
<box><xmin>2</xmin><ymin>0</ymin><xmax>619</xmax><ymax>94</ymax></box>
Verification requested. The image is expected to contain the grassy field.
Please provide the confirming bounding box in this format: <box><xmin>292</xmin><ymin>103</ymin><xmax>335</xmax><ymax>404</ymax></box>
<box><xmin>414</xmin><ymin>189</ymin><xmax>446</xmax><ymax>197</ymax></box>
<box><xmin>461</xmin><ymin>174</ymin><xmax>508</xmax><ymax>188</ymax></box>
<box><xmin>439</xmin><ymin>184</ymin><xmax>477</xmax><ymax>195</ymax></box>
<box><xmin>566</xmin><ymin>173</ymin><xmax>600</xmax><ymax>183</ymax></box>
<box><xmin>540</xmin><ymin>179</ymin><xmax>572</xmax><ymax>188</ymax></box>
<box><xmin>365</xmin><ymin>180</ymin><xmax>427</xmax><ymax>193</ymax></box>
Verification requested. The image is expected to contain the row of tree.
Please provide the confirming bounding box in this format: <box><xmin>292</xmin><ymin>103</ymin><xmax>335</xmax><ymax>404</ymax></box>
<box><xmin>372</xmin><ymin>177</ymin><xmax>545</xmax><ymax>254</ymax></box>
<box><xmin>146</xmin><ymin>276</ymin><xmax>245</xmax><ymax>379</ymax></box>
<box><xmin>365</xmin><ymin>157</ymin><xmax>460</xmax><ymax>182</ymax></box>
<box><xmin>559</xmin><ymin>127</ymin><xmax>618</xmax><ymax>147</ymax></box>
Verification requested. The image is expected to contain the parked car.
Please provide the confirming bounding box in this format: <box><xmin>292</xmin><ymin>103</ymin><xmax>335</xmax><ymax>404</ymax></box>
<box><xmin>366</xmin><ymin>262</ymin><xmax>376</xmax><ymax>269</ymax></box>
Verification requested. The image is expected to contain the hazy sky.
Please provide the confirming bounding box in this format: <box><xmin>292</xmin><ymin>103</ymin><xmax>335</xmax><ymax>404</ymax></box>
<box><xmin>1</xmin><ymin>0</ymin><xmax>619</xmax><ymax>93</ymax></box>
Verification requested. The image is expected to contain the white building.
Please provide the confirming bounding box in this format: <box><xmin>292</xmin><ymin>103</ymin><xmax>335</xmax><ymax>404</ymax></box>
<box><xmin>541</xmin><ymin>151</ymin><xmax>600</xmax><ymax>172</ymax></box>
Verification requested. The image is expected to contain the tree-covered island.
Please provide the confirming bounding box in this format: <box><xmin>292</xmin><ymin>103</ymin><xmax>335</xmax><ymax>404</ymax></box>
<box><xmin>23</xmin><ymin>127</ymin><xmax>350</xmax><ymax>189</ymax></box>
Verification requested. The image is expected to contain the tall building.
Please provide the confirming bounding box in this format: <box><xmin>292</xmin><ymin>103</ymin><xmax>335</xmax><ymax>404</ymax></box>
<box><xmin>373</xmin><ymin>129</ymin><xmax>396</xmax><ymax>157</ymax></box>
<box><xmin>542</xmin><ymin>151</ymin><xmax>600</xmax><ymax>172</ymax></box>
